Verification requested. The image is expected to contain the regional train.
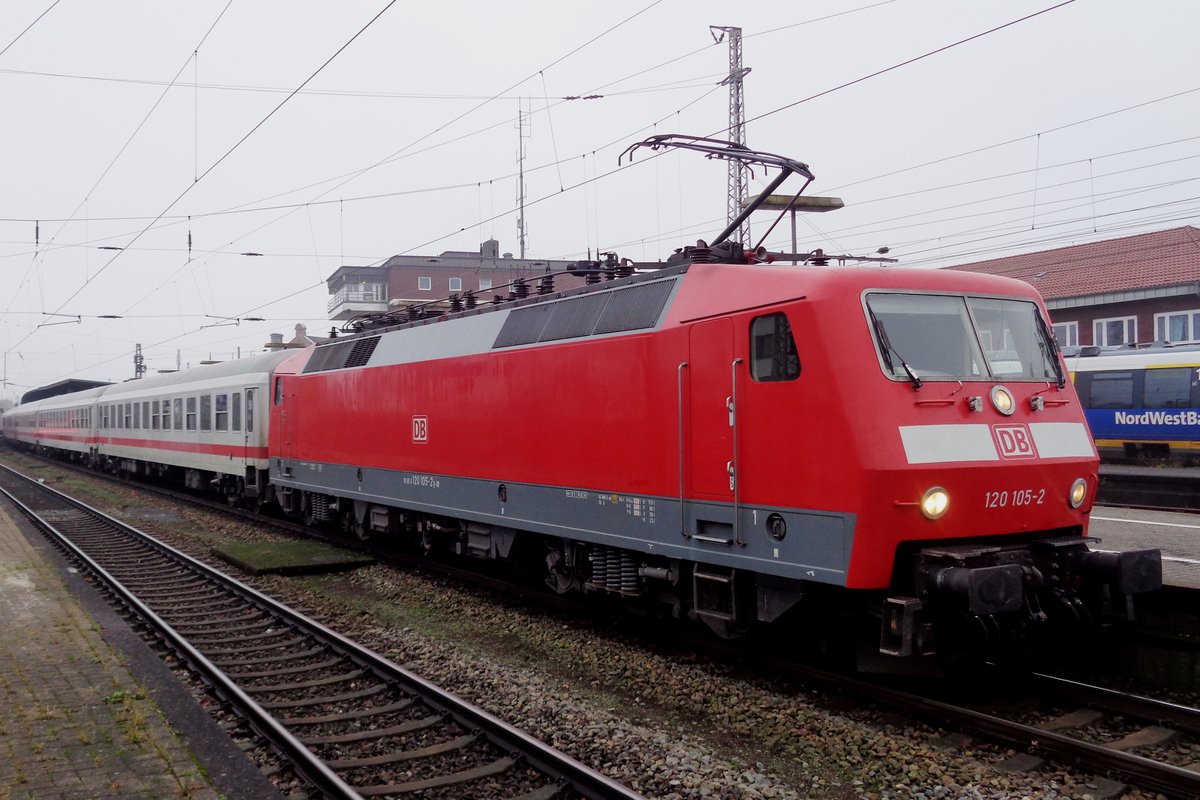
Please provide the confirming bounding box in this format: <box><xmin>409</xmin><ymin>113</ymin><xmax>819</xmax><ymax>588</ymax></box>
<box><xmin>1068</xmin><ymin>344</ymin><xmax>1200</xmax><ymax>464</ymax></box>
<box><xmin>1</xmin><ymin>136</ymin><xmax>1162</xmax><ymax>668</ymax></box>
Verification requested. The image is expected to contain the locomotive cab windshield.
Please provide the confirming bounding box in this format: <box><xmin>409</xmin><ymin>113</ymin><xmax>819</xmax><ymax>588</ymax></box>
<box><xmin>865</xmin><ymin>293</ymin><xmax>1061</xmax><ymax>383</ymax></box>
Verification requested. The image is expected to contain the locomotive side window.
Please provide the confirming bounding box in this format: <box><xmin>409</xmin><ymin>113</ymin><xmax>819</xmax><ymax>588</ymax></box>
<box><xmin>274</xmin><ymin>378</ymin><xmax>283</xmax><ymax>406</ymax></box>
<box><xmin>750</xmin><ymin>313</ymin><xmax>800</xmax><ymax>382</ymax></box>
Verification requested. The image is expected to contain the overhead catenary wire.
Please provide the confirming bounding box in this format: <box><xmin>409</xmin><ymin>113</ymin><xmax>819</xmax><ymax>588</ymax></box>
<box><xmin>4</xmin><ymin>1</ymin><xmax>1196</xmax><ymax>388</ymax></box>
<box><xmin>0</xmin><ymin>0</ymin><xmax>62</xmax><ymax>59</ymax></box>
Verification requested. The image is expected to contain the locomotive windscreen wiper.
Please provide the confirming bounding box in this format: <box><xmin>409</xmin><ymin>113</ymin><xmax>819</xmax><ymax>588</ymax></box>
<box><xmin>1035</xmin><ymin>311</ymin><xmax>1068</xmax><ymax>388</ymax></box>
<box><xmin>867</xmin><ymin>306</ymin><xmax>923</xmax><ymax>390</ymax></box>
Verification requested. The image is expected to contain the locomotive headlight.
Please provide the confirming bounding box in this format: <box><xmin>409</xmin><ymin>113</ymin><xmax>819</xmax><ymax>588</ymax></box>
<box><xmin>920</xmin><ymin>487</ymin><xmax>950</xmax><ymax>520</ymax></box>
<box><xmin>989</xmin><ymin>385</ymin><xmax>1015</xmax><ymax>416</ymax></box>
<box><xmin>1068</xmin><ymin>477</ymin><xmax>1088</xmax><ymax>508</ymax></box>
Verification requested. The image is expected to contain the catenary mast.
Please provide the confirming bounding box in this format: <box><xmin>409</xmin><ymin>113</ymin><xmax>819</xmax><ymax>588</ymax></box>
<box><xmin>710</xmin><ymin>26</ymin><xmax>751</xmax><ymax>247</ymax></box>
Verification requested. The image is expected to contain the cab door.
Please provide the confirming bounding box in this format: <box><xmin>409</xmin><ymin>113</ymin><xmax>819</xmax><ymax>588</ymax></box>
<box><xmin>688</xmin><ymin>318</ymin><xmax>736</xmax><ymax>499</ymax></box>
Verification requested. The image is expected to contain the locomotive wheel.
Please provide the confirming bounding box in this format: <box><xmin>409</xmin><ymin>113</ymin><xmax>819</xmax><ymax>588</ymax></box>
<box><xmin>340</xmin><ymin>513</ymin><xmax>370</xmax><ymax>541</ymax></box>
<box><xmin>301</xmin><ymin>493</ymin><xmax>317</xmax><ymax>527</ymax></box>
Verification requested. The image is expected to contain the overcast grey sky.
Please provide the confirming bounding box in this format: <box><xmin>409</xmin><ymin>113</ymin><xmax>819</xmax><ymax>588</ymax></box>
<box><xmin>2</xmin><ymin>0</ymin><xmax>1197</xmax><ymax>398</ymax></box>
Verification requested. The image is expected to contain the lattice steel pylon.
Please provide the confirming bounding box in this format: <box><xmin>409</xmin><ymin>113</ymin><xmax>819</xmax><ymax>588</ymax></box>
<box><xmin>710</xmin><ymin>25</ymin><xmax>751</xmax><ymax>247</ymax></box>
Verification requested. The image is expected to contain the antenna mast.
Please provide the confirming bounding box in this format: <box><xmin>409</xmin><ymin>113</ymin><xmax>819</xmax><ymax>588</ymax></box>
<box><xmin>710</xmin><ymin>26</ymin><xmax>751</xmax><ymax>247</ymax></box>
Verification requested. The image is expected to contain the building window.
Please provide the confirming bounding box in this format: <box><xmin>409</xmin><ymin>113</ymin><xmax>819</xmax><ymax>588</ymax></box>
<box><xmin>1093</xmin><ymin>316</ymin><xmax>1136</xmax><ymax>347</ymax></box>
<box><xmin>418</xmin><ymin>276</ymin><xmax>432</xmax><ymax>291</ymax></box>
<box><xmin>1154</xmin><ymin>309</ymin><xmax>1200</xmax><ymax>343</ymax></box>
<box><xmin>479</xmin><ymin>278</ymin><xmax>493</xmax><ymax>291</ymax></box>
<box><xmin>1052</xmin><ymin>321</ymin><xmax>1079</xmax><ymax>348</ymax></box>
<box><xmin>448</xmin><ymin>277</ymin><xmax>463</xmax><ymax>292</ymax></box>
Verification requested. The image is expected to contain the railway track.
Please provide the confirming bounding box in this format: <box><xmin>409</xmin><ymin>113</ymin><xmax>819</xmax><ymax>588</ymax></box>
<box><xmin>750</xmin><ymin>656</ymin><xmax>1200</xmax><ymax>798</ymax></box>
<box><xmin>1097</xmin><ymin>464</ymin><xmax>1200</xmax><ymax>512</ymax></box>
<box><xmin>0</xmin><ymin>463</ymin><xmax>643</xmax><ymax>800</ymax></box>
<box><xmin>9</xmin><ymin>452</ymin><xmax>1200</xmax><ymax>796</ymax></box>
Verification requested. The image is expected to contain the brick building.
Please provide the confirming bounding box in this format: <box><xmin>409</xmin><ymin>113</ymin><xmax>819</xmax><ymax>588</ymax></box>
<box><xmin>326</xmin><ymin>239</ymin><xmax>589</xmax><ymax>321</ymax></box>
<box><xmin>951</xmin><ymin>226</ymin><xmax>1200</xmax><ymax>348</ymax></box>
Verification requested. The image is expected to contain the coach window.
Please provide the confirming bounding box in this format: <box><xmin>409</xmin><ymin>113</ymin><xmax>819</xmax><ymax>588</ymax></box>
<box><xmin>185</xmin><ymin>397</ymin><xmax>196</xmax><ymax>430</ymax></box>
<box><xmin>150</xmin><ymin>400</ymin><xmax>159</xmax><ymax>430</ymax></box>
<box><xmin>1089</xmin><ymin>371</ymin><xmax>1134</xmax><ymax>409</ymax></box>
<box><xmin>749</xmin><ymin>313</ymin><xmax>801</xmax><ymax>382</ymax></box>
<box><xmin>231</xmin><ymin>392</ymin><xmax>241</xmax><ymax>431</ymax></box>
<box><xmin>200</xmin><ymin>395</ymin><xmax>212</xmax><ymax>431</ymax></box>
<box><xmin>124</xmin><ymin>403</ymin><xmax>132</xmax><ymax>429</ymax></box>
<box><xmin>142</xmin><ymin>402</ymin><xmax>150</xmax><ymax>429</ymax></box>
<box><xmin>215</xmin><ymin>394</ymin><xmax>229</xmax><ymax>431</ymax></box>
<box><xmin>1144</xmin><ymin>368</ymin><xmax>1192</xmax><ymax>409</ymax></box>
<box><xmin>246</xmin><ymin>389</ymin><xmax>255</xmax><ymax>432</ymax></box>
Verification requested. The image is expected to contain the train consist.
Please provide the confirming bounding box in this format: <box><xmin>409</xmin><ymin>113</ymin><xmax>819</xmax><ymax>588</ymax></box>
<box><xmin>1069</xmin><ymin>344</ymin><xmax>1200</xmax><ymax>465</ymax></box>
<box><xmin>2</xmin><ymin>137</ymin><xmax>1162</xmax><ymax>668</ymax></box>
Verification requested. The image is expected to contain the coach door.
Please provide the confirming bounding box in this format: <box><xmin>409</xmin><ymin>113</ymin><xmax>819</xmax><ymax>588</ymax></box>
<box><xmin>688</xmin><ymin>318</ymin><xmax>737</xmax><ymax>501</ymax></box>
<box><xmin>242</xmin><ymin>387</ymin><xmax>257</xmax><ymax>468</ymax></box>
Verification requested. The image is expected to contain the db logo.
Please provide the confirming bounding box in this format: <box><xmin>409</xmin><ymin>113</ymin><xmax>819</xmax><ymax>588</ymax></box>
<box><xmin>992</xmin><ymin>423</ymin><xmax>1037</xmax><ymax>459</ymax></box>
<box><xmin>412</xmin><ymin>415</ymin><xmax>428</xmax><ymax>444</ymax></box>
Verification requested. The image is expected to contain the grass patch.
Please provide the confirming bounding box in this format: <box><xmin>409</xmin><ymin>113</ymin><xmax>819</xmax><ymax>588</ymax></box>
<box><xmin>213</xmin><ymin>540</ymin><xmax>374</xmax><ymax>576</ymax></box>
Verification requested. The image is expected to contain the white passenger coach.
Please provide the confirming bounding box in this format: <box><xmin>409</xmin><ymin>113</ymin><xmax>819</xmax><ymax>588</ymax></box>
<box><xmin>2</xmin><ymin>350</ymin><xmax>296</xmax><ymax>503</ymax></box>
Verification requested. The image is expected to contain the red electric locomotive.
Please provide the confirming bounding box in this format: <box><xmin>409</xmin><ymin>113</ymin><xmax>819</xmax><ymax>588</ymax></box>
<box><xmin>2</xmin><ymin>137</ymin><xmax>1160</xmax><ymax>667</ymax></box>
<box><xmin>265</xmin><ymin>136</ymin><xmax>1161</xmax><ymax>665</ymax></box>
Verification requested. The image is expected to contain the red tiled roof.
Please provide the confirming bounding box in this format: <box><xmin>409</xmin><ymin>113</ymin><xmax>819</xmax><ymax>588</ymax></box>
<box><xmin>948</xmin><ymin>226</ymin><xmax>1200</xmax><ymax>300</ymax></box>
